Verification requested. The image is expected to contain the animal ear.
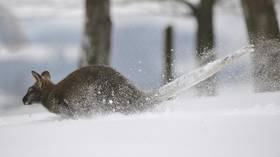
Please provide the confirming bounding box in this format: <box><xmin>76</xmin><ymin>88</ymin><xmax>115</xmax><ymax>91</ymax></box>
<box><xmin>31</xmin><ymin>71</ymin><xmax>42</xmax><ymax>88</ymax></box>
<box><xmin>41</xmin><ymin>71</ymin><xmax>51</xmax><ymax>80</ymax></box>
<box><xmin>32</xmin><ymin>71</ymin><xmax>41</xmax><ymax>82</ymax></box>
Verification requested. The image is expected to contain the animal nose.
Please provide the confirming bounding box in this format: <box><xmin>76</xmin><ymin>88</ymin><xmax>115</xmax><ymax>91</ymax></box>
<box><xmin>22</xmin><ymin>96</ymin><xmax>27</xmax><ymax>105</ymax></box>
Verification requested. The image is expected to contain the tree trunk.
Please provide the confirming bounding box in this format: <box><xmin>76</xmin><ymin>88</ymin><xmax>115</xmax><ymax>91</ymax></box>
<box><xmin>241</xmin><ymin>0</ymin><xmax>280</xmax><ymax>92</ymax></box>
<box><xmin>194</xmin><ymin>0</ymin><xmax>216</xmax><ymax>96</ymax></box>
<box><xmin>80</xmin><ymin>0</ymin><xmax>112</xmax><ymax>66</ymax></box>
<box><xmin>163</xmin><ymin>25</ymin><xmax>174</xmax><ymax>84</ymax></box>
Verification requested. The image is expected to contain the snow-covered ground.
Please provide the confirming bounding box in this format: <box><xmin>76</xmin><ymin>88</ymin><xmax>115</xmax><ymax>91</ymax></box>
<box><xmin>0</xmin><ymin>1</ymin><xmax>280</xmax><ymax>156</ymax></box>
<box><xmin>0</xmin><ymin>90</ymin><xmax>280</xmax><ymax>157</ymax></box>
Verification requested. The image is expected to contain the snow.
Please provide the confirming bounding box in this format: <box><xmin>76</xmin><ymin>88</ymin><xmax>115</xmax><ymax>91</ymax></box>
<box><xmin>156</xmin><ymin>46</ymin><xmax>254</xmax><ymax>101</ymax></box>
<box><xmin>0</xmin><ymin>90</ymin><xmax>280</xmax><ymax>157</ymax></box>
<box><xmin>0</xmin><ymin>1</ymin><xmax>280</xmax><ymax>157</ymax></box>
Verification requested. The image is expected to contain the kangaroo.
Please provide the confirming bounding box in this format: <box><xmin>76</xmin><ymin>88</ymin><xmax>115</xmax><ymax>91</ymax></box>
<box><xmin>22</xmin><ymin>46</ymin><xmax>254</xmax><ymax>118</ymax></box>
<box><xmin>23</xmin><ymin>66</ymin><xmax>154</xmax><ymax>117</ymax></box>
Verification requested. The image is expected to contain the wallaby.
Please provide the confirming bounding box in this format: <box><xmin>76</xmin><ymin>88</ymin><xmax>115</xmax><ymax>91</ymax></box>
<box><xmin>23</xmin><ymin>66</ymin><xmax>153</xmax><ymax>117</ymax></box>
<box><xmin>22</xmin><ymin>46</ymin><xmax>254</xmax><ymax>118</ymax></box>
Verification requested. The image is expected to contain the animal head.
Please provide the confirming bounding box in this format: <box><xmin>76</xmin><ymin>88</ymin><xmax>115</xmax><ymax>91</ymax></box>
<box><xmin>22</xmin><ymin>71</ymin><xmax>52</xmax><ymax>105</ymax></box>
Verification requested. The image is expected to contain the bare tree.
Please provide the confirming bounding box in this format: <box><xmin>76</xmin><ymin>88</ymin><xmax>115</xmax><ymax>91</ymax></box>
<box><xmin>80</xmin><ymin>0</ymin><xmax>112</xmax><ymax>67</ymax></box>
<box><xmin>241</xmin><ymin>0</ymin><xmax>280</xmax><ymax>92</ymax></box>
<box><xmin>163</xmin><ymin>25</ymin><xmax>174</xmax><ymax>84</ymax></box>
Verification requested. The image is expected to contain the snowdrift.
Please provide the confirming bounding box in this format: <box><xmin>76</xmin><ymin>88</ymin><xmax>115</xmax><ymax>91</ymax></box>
<box><xmin>0</xmin><ymin>90</ymin><xmax>280</xmax><ymax>157</ymax></box>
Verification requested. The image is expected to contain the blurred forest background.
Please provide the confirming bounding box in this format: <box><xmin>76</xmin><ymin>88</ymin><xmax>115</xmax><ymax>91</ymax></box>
<box><xmin>1</xmin><ymin>0</ymin><xmax>280</xmax><ymax>111</ymax></box>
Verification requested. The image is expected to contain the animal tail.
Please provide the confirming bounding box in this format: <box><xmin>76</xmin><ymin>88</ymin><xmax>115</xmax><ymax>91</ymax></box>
<box><xmin>152</xmin><ymin>45</ymin><xmax>255</xmax><ymax>103</ymax></box>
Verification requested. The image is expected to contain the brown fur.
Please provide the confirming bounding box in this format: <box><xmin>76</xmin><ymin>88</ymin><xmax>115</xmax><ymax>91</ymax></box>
<box><xmin>23</xmin><ymin>65</ymin><xmax>153</xmax><ymax>117</ymax></box>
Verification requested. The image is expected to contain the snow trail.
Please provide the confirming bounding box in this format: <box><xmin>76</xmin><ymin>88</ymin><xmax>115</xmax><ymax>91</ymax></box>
<box><xmin>154</xmin><ymin>45</ymin><xmax>254</xmax><ymax>102</ymax></box>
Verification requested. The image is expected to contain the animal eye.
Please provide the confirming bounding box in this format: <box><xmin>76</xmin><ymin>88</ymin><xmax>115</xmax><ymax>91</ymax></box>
<box><xmin>28</xmin><ymin>88</ymin><xmax>34</xmax><ymax>92</ymax></box>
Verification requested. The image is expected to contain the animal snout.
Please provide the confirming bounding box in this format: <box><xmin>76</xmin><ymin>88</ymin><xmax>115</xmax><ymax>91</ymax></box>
<box><xmin>22</xmin><ymin>96</ymin><xmax>30</xmax><ymax>105</ymax></box>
